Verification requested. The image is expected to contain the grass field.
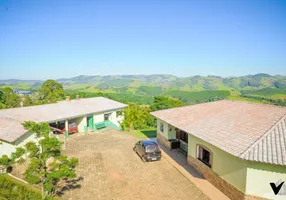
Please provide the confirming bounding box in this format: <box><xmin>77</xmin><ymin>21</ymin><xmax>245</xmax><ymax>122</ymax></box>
<box><xmin>125</xmin><ymin>128</ymin><xmax>157</xmax><ymax>139</ymax></box>
<box><xmin>0</xmin><ymin>174</ymin><xmax>42</xmax><ymax>200</ymax></box>
<box><xmin>227</xmin><ymin>95</ymin><xmax>269</xmax><ymax>104</ymax></box>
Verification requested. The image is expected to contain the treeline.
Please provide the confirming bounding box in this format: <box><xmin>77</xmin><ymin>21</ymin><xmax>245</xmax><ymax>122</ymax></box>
<box><xmin>0</xmin><ymin>175</ymin><xmax>42</xmax><ymax>200</ymax></box>
<box><xmin>65</xmin><ymin>91</ymin><xmax>154</xmax><ymax>105</ymax></box>
<box><xmin>0</xmin><ymin>80</ymin><xmax>66</xmax><ymax>109</ymax></box>
<box><xmin>66</xmin><ymin>89</ymin><xmax>231</xmax><ymax>105</ymax></box>
<box><xmin>163</xmin><ymin>90</ymin><xmax>230</xmax><ymax>104</ymax></box>
<box><xmin>120</xmin><ymin>96</ymin><xmax>185</xmax><ymax>130</ymax></box>
<box><xmin>240</xmin><ymin>94</ymin><xmax>286</xmax><ymax>106</ymax></box>
<box><xmin>241</xmin><ymin>88</ymin><xmax>286</xmax><ymax>97</ymax></box>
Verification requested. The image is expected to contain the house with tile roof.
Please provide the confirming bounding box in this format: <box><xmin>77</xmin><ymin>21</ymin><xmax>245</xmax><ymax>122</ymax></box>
<box><xmin>0</xmin><ymin>96</ymin><xmax>127</xmax><ymax>158</ymax></box>
<box><xmin>151</xmin><ymin>100</ymin><xmax>286</xmax><ymax>200</ymax></box>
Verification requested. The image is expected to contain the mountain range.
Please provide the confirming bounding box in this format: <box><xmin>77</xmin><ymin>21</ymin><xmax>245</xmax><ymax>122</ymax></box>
<box><xmin>1</xmin><ymin>73</ymin><xmax>286</xmax><ymax>92</ymax></box>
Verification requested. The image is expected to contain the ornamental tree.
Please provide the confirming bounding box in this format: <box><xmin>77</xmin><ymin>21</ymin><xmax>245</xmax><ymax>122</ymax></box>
<box><xmin>22</xmin><ymin>121</ymin><xmax>78</xmax><ymax>199</ymax></box>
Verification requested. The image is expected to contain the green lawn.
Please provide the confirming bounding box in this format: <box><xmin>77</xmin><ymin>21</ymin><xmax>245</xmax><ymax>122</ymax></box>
<box><xmin>125</xmin><ymin>128</ymin><xmax>157</xmax><ymax>139</ymax></box>
<box><xmin>0</xmin><ymin>174</ymin><xmax>42</xmax><ymax>200</ymax></box>
<box><xmin>227</xmin><ymin>95</ymin><xmax>269</xmax><ymax>104</ymax></box>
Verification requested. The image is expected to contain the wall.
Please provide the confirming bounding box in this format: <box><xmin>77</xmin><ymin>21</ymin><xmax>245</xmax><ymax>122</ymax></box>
<box><xmin>188</xmin><ymin>134</ymin><xmax>248</xmax><ymax>194</ymax></box>
<box><xmin>0</xmin><ymin>131</ymin><xmax>38</xmax><ymax>157</ymax></box>
<box><xmin>94</xmin><ymin>110</ymin><xmax>124</xmax><ymax>127</ymax></box>
<box><xmin>94</xmin><ymin>113</ymin><xmax>104</xmax><ymax>123</ymax></box>
<box><xmin>156</xmin><ymin>119</ymin><xmax>176</xmax><ymax>139</ymax></box>
<box><xmin>0</xmin><ymin>140</ymin><xmax>16</xmax><ymax>157</ymax></box>
<box><xmin>74</xmin><ymin>116</ymin><xmax>87</xmax><ymax>132</ymax></box>
<box><xmin>246</xmin><ymin>162</ymin><xmax>286</xmax><ymax>200</ymax></box>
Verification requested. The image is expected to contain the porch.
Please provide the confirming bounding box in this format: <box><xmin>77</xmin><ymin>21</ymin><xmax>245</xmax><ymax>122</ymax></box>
<box><xmin>157</xmin><ymin>119</ymin><xmax>189</xmax><ymax>156</ymax></box>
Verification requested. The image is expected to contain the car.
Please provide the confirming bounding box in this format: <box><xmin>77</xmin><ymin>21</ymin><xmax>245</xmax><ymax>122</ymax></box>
<box><xmin>133</xmin><ymin>140</ymin><xmax>161</xmax><ymax>162</ymax></box>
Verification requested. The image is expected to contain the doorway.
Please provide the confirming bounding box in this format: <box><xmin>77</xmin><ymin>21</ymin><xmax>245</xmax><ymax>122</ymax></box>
<box><xmin>176</xmin><ymin>129</ymin><xmax>188</xmax><ymax>155</ymax></box>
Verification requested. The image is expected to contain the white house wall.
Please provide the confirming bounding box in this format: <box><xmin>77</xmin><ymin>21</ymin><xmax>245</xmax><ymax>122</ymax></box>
<box><xmin>0</xmin><ymin>131</ymin><xmax>38</xmax><ymax>157</ymax></box>
<box><xmin>74</xmin><ymin>116</ymin><xmax>87</xmax><ymax>132</ymax></box>
<box><xmin>94</xmin><ymin>113</ymin><xmax>104</xmax><ymax>123</ymax></box>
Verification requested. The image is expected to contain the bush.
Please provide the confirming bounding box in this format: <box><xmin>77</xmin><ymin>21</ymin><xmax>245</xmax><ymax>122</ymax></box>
<box><xmin>0</xmin><ymin>175</ymin><xmax>42</xmax><ymax>200</ymax></box>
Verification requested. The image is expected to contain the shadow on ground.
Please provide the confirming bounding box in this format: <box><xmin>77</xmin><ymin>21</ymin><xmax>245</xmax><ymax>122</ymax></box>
<box><xmin>57</xmin><ymin>176</ymin><xmax>84</xmax><ymax>196</ymax></box>
<box><xmin>158</xmin><ymin>144</ymin><xmax>204</xmax><ymax>179</ymax></box>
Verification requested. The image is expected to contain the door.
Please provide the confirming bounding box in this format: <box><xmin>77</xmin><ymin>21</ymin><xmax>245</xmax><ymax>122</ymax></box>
<box><xmin>87</xmin><ymin>116</ymin><xmax>94</xmax><ymax>128</ymax></box>
<box><xmin>136</xmin><ymin>141</ymin><xmax>145</xmax><ymax>157</ymax></box>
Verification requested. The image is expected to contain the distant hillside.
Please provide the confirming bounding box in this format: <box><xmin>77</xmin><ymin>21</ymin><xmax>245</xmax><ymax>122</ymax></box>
<box><xmin>0</xmin><ymin>74</ymin><xmax>286</xmax><ymax>92</ymax></box>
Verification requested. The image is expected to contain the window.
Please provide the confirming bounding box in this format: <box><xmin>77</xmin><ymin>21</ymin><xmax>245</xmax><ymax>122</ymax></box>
<box><xmin>197</xmin><ymin>146</ymin><xmax>212</xmax><ymax>168</ymax></box>
<box><xmin>160</xmin><ymin>123</ymin><xmax>164</xmax><ymax>132</ymax></box>
<box><xmin>104</xmin><ymin>113</ymin><xmax>111</xmax><ymax>120</ymax></box>
<box><xmin>116</xmin><ymin>111</ymin><xmax>122</xmax><ymax>117</ymax></box>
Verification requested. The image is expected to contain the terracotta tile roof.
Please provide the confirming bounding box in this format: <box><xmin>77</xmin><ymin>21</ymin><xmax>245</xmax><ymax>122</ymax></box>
<box><xmin>151</xmin><ymin>100</ymin><xmax>286</xmax><ymax>166</ymax></box>
<box><xmin>0</xmin><ymin>97</ymin><xmax>127</xmax><ymax>143</ymax></box>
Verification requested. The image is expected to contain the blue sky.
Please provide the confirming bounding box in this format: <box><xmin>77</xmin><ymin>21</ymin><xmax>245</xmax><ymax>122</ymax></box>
<box><xmin>0</xmin><ymin>0</ymin><xmax>285</xmax><ymax>80</ymax></box>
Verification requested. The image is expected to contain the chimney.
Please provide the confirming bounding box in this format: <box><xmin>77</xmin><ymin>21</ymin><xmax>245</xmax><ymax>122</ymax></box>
<box><xmin>66</xmin><ymin>96</ymin><xmax>70</xmax><ymax>102</ymax></box>
<box><xmin>76</xmin><ymin>95</ymin><xmax>80</xmax><ymax>100</ymax></box>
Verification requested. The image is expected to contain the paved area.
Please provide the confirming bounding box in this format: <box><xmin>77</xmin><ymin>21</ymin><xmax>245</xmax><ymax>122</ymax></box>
<box><xmin>62</xmin><ymin>130</ymin><xmax>209</xmax><ymax>200</ymax></box>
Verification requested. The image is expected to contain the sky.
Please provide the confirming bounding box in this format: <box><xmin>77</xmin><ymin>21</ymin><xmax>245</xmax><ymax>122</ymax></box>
<box><xmin>0</xmin><ymin>0</ymin><xmax>286</xmax><ymax>80</ymax></box>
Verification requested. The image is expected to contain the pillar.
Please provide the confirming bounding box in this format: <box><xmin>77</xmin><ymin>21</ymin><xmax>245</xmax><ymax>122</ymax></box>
<box><xmin>65</xmin><ymin>120</ymin><xmax>69</xmax><ymax>138</ymax></box>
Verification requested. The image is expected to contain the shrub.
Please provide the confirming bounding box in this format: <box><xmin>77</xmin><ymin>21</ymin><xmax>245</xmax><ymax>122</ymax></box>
<box><xmin>0</xmin><ymin>175</ymin><xmax>42</xmax><ymax>200</ymax></box>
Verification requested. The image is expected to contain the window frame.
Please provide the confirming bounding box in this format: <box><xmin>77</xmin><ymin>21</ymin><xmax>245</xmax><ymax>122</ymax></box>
<box><xmin>196</xmin><ymin>145</ymin><xmax>213</xmax><ymax>168</ymax></box>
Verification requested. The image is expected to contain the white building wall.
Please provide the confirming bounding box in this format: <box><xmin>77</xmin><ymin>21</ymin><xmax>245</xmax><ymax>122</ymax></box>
<box><xmin>93</xmin><ymin>110</ymin><xmax>124</xmax><ymax>127</ymax></box>
<box><xmin>94</xmin><ymin>113</ymin><xmax>104</xmax><ymax>123</ymax></box>
<box><xmin>75</xmin><ymin>116</ymin><xmax>87</xmax><ymax>132</ymax></box>
<box><xmin>108</xmin><ymin>111</ymin><xmax>122</xmax><ymax>127</ymax></box>
<box><xmin>157</xmin><ymin>119</ymin><xmax>169</xmax><ymax>138</ymax></box>
<box><xmin>0</xmin><ymin>140</ymin><xmax>16</xmax><ymax>158</ymax></box>
<box><xmin>0</xmin><ymin>131</ymin><xmax>38</xmax><ymax>157</ymax></box>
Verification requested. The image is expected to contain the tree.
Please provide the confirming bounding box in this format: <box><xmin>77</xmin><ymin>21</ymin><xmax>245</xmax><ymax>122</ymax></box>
<box><xmin>23</xmin><ymin>95</ymin><xmax>33</xmax><ymax>107</ymax></box>
<box><xmin>0</xmin><ymin>87</ymin><xmax>21</xmax><ymax>108</ymax></box>
<box><xmin>1</xmin><ymin>87</ymin><xmax>12</xmax><ymax>94</ymax></box>
<box><xmin>0</xmin><ymin>90</ymin><xmax>5</xmax><ymax>109</ymax></box>
<box><xmin>38</xmin><ymin>80</ymin><xmax>65</xmax><ymax>102</ymax></box>
<box><xmin>0</xmin><ymin>155</ymin><xmax>14</xmax><ymax>168</ymax></box>
<box><xmin>22</xmin><ymin>121</ymin><xmax>78</xmax><ymax>199</ymax></box>
<box><xmin>121</xmin><ymin>103</ymin><xmax>151</xmax><ymax>131</ymax></box>
<box><xmin>150</xmin><ymin>96</ymin><xmax>184</xmax><ymax>111</ymax></box>
<box><xmin>3</xmin><ymin>93</ymin><xmax>21</xmax><ymax>108</ymax></box>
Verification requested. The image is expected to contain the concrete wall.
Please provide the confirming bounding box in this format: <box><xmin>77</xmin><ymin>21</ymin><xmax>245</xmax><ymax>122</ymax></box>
<box><xmin>246</xmin><ymin>162</ymin><xmax>286</xmax><ymax>200</ymax></box>
<box><xmin>94</xmin><ymin>113</ymin><xmax>104</xmax><ymax>123</ymax></box>
<box><xmin>156</xmin><ymin>119</ymin><xmax>175</xmax><ymax>139</ymax></box>
<box><xmin>0</xmin><ymin>131</ymin><xmax>38</xmax><ymax>157</ymax></box>
<box><xmin>74</xmin><ymin>116</ymin><xmax>87</xmax><ymax>132</ymax></box>
<box><xmin>188</xmin><ymin>134</ymin><xmax>248</xmax><ymax>193</ymax></box>
<box><xmin>93</xmin><ymin>110</ymin><xmax>124</xmax><ymax>128</ymax></box>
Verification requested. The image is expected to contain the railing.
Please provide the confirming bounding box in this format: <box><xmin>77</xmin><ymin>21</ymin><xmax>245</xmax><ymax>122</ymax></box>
<box><xmin>179</xmin><ymin>140</ymin><xmax>188</xmax><ymax>156</ymax></box>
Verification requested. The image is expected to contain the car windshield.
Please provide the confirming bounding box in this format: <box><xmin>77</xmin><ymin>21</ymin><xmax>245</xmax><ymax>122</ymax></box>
<box><xmin>145</xmin><ymin>145</ymin><xmax>158</xmax><ymax>153</ymax></box>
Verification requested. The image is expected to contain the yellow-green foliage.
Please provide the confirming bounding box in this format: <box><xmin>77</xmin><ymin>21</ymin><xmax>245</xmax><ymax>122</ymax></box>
<box><xmin>0</xmin><ymin>175</ymin><xmax>42</xmax><ymax>200</ymax></box>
